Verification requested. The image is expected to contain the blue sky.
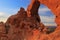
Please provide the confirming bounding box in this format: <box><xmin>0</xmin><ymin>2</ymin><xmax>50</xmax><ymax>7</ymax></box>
<box><xmin>0</xmin><ymin>0</ymin><xmax>56</xmax><ymax>26</ymax></box>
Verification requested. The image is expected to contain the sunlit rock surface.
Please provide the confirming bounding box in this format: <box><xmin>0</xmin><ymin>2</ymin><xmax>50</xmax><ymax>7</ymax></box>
<box><xmin>0</xmin><ymin>0</ymin><xmax>60</xmax><ymax>40</ymax></box>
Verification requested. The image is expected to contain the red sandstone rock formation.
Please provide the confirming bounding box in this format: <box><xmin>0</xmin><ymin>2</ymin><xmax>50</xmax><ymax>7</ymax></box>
<box><xmin>39</xmin><ymin>0</ymin><xmax>60</xmax><ymax>31</ymax></box>
<box><xmin>4</xmin><ymin>7</ymin><xmax>46</xmax><ymax>40</ymax></box>
<box><xmin>0</xmin><ymin>0</ymin><xmax>60</xmax><ymax>40</ymax></box>
<box><xmin>0</xmin><ymin>22</ymin><xmax>8</xmax><ymax>40</ymax></box>
<box><xmin>27</xmin><ymin>0</ymin><xmax>60</xmax><ymax>31</ymax></box>
<box><xmin>26</xmin><ymin>0</ymin><xmax>60</xmax><ymax>40</ymax></box>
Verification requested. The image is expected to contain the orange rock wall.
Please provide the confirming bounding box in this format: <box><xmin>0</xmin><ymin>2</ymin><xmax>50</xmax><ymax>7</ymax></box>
<box><xmin>0</xmin><ymin>0</ymin><xmax>60</xmax><ymax>40</ymax></box>
<box><xmin>27</xmin><ymin>0</ymin><xmax>60</xmax><ymax>31</ymax></box>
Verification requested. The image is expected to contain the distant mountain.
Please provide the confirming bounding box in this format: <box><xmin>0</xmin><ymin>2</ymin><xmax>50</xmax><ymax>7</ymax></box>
<box><xmin>45</xmin><ymin>26</ymin><xmax>56</xmax><ymax>34</ymax></box>
<box><xmin>46</xmin><ymin>26</ymin><xmax>56</xmax><ymax>28</ymax></box>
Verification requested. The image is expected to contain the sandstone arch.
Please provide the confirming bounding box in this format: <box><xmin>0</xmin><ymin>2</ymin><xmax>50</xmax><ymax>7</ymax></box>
<box><xmin>27</xmin><ymin>0</ymin><xmax>60</xmax><ymax>31</ymax></box>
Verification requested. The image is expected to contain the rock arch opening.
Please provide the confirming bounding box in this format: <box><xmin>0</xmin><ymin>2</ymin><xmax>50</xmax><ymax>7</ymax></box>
<box><xmin>39</xmin><ymin>4</ymin><xmax>57</xmax><ymax>33</ymax></box>
<box><xmin>39</xmin><ymin>4</ymin><xmax>56</xmax><ymax>26</ymax></box>
<box><xmin>27</xmin><ymin>0</ymin><xmax>60</xmax><ymax>31</ymax></box>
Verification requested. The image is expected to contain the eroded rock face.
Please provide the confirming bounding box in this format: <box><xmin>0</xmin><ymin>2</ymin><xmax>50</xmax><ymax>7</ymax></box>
<box><xmin>0</xmin><ymin>0</ymin><xmax>60</xmax><ymax>40</ymax></box>
<box><xmin>26</xmin><ymin>0</ymin><xmax>60</xmax><ymax>40</ymax></box>
<box><xmin>0</xmin><ymin>22</ymin><xmax>8</xmax><ymax>40</ymax></box>
<box><xmin>0</xmin><ymin>7</ymin><xmax>45</xmax><ymax>40</ymax></box>
<box><xmin>39</xmin><ymin>0</ymin><xmax>60</xmax><ymax>31</ymax></box>
<box><xmin>27</xmin><ymin>0</ymin><xmax>60</xmax><ymax>31</ymax></box>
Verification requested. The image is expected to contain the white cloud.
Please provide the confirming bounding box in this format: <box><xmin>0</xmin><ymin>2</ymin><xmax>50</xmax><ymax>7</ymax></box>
<box><xmin>40</xmin><ymin>16</ymin><xmax>57</xmax><ymax>26</ymax></box>
<box><xmin>0</xmin><ymin>18</ymin><xmax>7</xmax><ymax>22</ymax></box>
<box><xmin>0</xmin><ymin>8</ymin><xmax>19</xmax><ymax>23</ymax></box>
<box><xmin>0</xmin><ymin>12</ymin><xmax>5</xmax><ymax>16</ymax></box>
<box><xmin>38</xmin><ymin>7</ymin><xmax>53</xmax><ymax>16</ymax></box>
<box><xmin>44</xmin><ymin>23</ymin><xmax>57</xmax><ymax>26</ymax></box>
<box><xmin>40</xmin><ymin>16</ymin><xmax>55</xmax><ymax>22</ymax></box>
<box><xmin>39</xmin><ymin>8</ymin><xmax>50</xmax><ymax>12</ymax></box>
<box><xmin>0</xmin><ymin>12</ymin><xmax>10</xmax><ymax>17</ymax></box>
<box><xmin>0</xmin><ymin>12</ymin><xmax>8</xmax><ymax>22</ymax></box>
<box><xmin>38</xmin><ymin>7</ymin><xmax>56</xmax><ymax>26</ymax></box>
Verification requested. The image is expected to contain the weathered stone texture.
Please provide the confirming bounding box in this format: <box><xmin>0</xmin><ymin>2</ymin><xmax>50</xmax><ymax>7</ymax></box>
<box><xmin>0</xmin><ymin>0</ymin><xmax>60</xmax><ymax>40</ymax></box>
